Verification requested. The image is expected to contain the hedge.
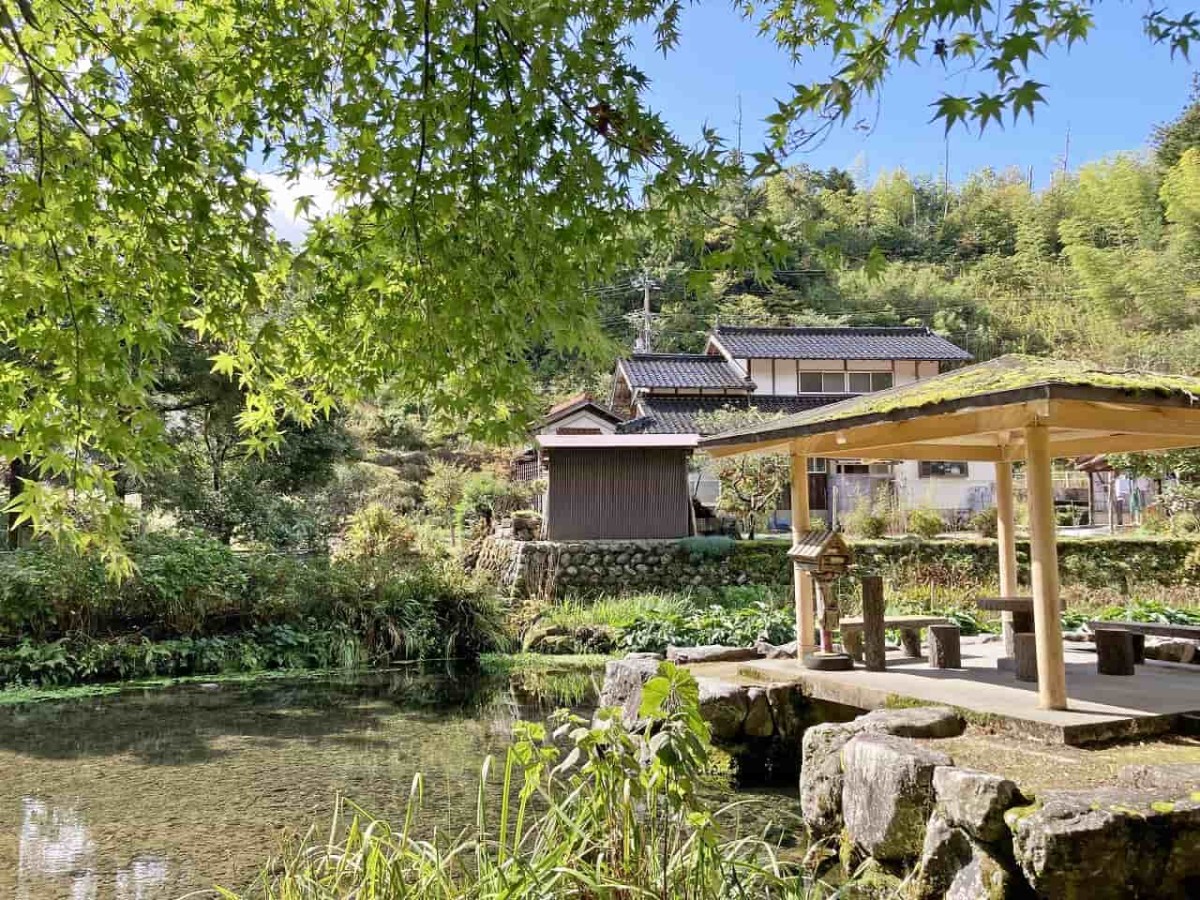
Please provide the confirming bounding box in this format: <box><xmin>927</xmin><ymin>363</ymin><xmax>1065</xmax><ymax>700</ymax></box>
<box><xmin>722</xmin><ymin>536</ymin><xmax>1200</xmax><ymax>590</ymax></box>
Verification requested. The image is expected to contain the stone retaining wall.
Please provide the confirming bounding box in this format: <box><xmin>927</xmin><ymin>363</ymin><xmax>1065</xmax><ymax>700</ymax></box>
<box><xmin>476</xmin><ymin>537</ymin><xmax>785</xmax><ymax>598</ymax></box>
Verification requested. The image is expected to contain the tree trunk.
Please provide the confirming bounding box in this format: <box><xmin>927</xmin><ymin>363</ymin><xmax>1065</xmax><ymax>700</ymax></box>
<box><xmin>7</xmin><ymin>457</ymin><xmax>28</xmax><ymax>550</ymax></box>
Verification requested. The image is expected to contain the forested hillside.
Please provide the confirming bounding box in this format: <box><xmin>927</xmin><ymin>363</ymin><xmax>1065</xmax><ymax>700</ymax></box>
<box><xmin>544</xmin><ymin>81</ymin><xmax>1200</xmax><ymax>398</ymax></box>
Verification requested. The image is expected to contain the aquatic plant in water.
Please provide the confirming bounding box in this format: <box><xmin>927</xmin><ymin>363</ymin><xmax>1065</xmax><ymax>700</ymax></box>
<box><xmin>222</xmin><ymin>663</ymin><xmax>831</xmax><ymax>899</ymax></box>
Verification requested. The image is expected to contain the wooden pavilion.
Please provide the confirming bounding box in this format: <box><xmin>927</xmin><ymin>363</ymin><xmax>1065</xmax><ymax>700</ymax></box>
<box><xmin>701</xmin><ymin>355</ymin><xmax>1200</xmax><ymax>710</ymax></box>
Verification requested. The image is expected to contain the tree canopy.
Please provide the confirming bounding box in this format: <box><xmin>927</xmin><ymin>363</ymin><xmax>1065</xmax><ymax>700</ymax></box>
<box><xmin>0</xmin><ymin>0</ymin><xmax>1195</xmax><ymax>565</ymax></box>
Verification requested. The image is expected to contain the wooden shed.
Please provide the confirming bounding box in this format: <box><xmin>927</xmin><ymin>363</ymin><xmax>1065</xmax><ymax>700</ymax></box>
<box><xmin>536</xmin><ymin>434</ymin><xmax>699</xmax><ymax>540</ymax></box>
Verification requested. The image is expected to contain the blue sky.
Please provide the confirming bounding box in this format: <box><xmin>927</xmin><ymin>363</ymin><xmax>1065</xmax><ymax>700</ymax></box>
<box><xmin>628</xmin><ymin>3</ymin><xmax>1198</xmax><ymax>186</ymax></box>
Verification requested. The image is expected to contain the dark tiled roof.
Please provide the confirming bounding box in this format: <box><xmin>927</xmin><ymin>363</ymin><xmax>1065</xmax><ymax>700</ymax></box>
<box><xmin>617</xmin><ymin>394</ymin><xmax>842</xmax><ymax>435</ymax></box>
<box><xmin>710</xmin><ymin>326</ymin><xmax>972</xmax><ymax>361</ymax></box>
<box><xmin>620</xmin><ymin>353</ymin><xmax>751</xmax><ymax>390</ymax></box>
<box><xmin>540</xmin><ymin>393</ymin><xmax>623</xmax><ymax>426</ymax></box>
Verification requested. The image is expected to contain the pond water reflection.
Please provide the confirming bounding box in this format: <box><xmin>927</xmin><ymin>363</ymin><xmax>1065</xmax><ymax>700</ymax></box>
<box><xmin>0</xmin><ymin>664</ymin><xmax>798</xmax><ymax>898</ymax></box>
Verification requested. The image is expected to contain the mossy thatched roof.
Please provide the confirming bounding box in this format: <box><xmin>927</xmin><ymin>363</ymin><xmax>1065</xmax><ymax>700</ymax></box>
<box><xmin>702</xmin><ymin>354</ymin><xmax>1200</xmax><ymax>451</ymax></box>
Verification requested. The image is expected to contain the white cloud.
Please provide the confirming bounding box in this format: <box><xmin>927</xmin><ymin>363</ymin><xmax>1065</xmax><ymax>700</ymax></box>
<box><xmin>253</xmin><ymin>168</ymin><xmax>338</xmax><ymax>243</ymax></box>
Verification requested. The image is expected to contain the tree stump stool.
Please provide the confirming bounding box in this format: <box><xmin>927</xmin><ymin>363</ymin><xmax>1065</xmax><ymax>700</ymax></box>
<box><xmin>1096</xmin><ymin>628</ymin><xmax>1135</xmax><ymax>676</ymax></box>
<box><xmin>928</xmin><ymin>624</ymin><xmax>962</xmax><ymax>669</ymax></box>
<box><xmin>1130</xmin><ymin>632</ymin><xmax>1145</xmax><ymax>664</ymax></box>
<box><xmin>1014</xmin><ymin>632</ymin><xmax>1038</xmax><ymax>682</ymax></box>
<box><xmin>861</xmin><ymin>575</ymin><xmax>887</xmax><ymax>672</ymax></box>
<box><xmin>899</xmin><ymin>628</ymin><xmax>923</xmax><ymax>657</ymax></box>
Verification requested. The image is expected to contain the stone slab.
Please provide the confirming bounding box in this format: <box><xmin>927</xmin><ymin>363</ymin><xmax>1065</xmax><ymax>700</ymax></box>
<box><xmin>711</xmin><ymin>638</ymin><xmax>1200</xmax><ymax>746</ymax></box>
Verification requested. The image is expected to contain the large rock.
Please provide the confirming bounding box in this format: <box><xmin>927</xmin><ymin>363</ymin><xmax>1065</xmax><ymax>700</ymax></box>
<box><xmin>1144</xmin><ymin>637</ymin><xmax>1198</xmax><ymax>664</ymax></box>
<box><xmin>841</xmin><ymin>733</ymin><xmax>953</xmax><ymax>862</ymax></box>
<box><xmin>799</xmin><ymin>707</ymin><xmax>965</xmax><ymax>837</ymax></box>
<box><xmin>915</xmin><ymin>812</ymin><xmax>1017</xmax><ymax>900</ymax></box>
<box><xmin>743</xmin><ymin>687</ymin><xmax>775</xmax><ymax>737</ymax></box>
<box><xmin>597</xmin><ymin>656</ymin><xmax>661</xmax><ymax>722</ymax></box>
<box><xmin>858</xmin><ymin>705</ymin><xmax>966</xmax><ymax>739</ymax></box>
<box><xmin>1008</xmin><ymin>788</ymin><xmax>1200</xmax><ymax>898</ymax></box>
<box><xmin>934</xmin><ymin>766</ymin><xmax>1023</xmax><ymax>844</ymax></box>
<box><xmin>666</xmin><ymin>644</ymin><xmax>759</xmax><ymax>664</ymax></box>
<box><xmin>1118</xmin><ymin>763</ymin><xmax>1200</xmax><ymax>792</ymax></box>
<box><xmin>697</xmin><ymin>678</ymin><xmax>749</xmax><ymax>741</ymax></box>
<box><xmin>800</xmin><ymin>721</ymin><xmax>862</xmax><ymax>836</ymax></box>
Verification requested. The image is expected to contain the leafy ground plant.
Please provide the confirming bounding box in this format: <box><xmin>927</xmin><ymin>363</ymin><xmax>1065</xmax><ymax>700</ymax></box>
<box><xmin>223</xmin><ymin>663</ymin><xmax>835</xmax><ymax>899</ymax></box>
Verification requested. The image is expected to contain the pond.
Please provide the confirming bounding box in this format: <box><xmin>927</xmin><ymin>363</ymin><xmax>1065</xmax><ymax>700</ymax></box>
<box><xmin>0</xmin><ymin>663</ymin><xmax>800</xmax><ymax>898</ymax></box>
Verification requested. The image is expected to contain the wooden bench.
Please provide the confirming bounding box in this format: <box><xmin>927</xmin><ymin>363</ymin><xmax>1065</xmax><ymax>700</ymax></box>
<box><xmin>841</xmin><ymin>615</ymin><xmax>950</xmax><ymax>660</ymax></box>
<box><xmin>1087</xmin><ymin>620</ymin><xmax>1200</xmax><ymax>640</ymax></box>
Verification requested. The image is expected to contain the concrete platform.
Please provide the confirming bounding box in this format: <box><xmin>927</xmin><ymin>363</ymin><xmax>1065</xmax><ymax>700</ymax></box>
<box><xmin>703</xmin><ymin>638</ymin><xmax>1200</xmax><ymax>746</ymax></box>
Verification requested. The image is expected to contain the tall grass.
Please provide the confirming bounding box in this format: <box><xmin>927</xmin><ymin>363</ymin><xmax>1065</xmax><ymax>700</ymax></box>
<box><xmin>221</xmin><ymin>663</ymin><xmax>847</xmax><ymax>900</ymax></box>
<box><xmin>538</xmin><ymin>592</ymin><xmax>695</xmax><ymax>630</ymax></box>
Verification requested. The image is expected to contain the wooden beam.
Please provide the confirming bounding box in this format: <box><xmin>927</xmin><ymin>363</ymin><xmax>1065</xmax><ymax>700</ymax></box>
<box><xmin>790</xmin><ymin>449</ymin><xmax>816</xmax><ymax>658</ymax></box>
<box><xmin>1025</xmin><ymin>424</ymin><xmax>1068</xmax><ymax>711</ymax></box>
<box><xmin>706</xmin><ymin>436</ymin><xmax>795</xmax><ymax>458</ymax></box>
<box><xmin>1033</xmin><ymin>433</ymin><xmax>1200</xmax><ymax>460</ymax></box>
<box><xmin>788</xmin><ymin>403</ymin><xmax>1039</xmax><ymax>457</ymax></box>
<box><xmin>1049</xmin><ymin>399</ymin><xmax>1200</xmax><ymax>439</ymax></box>
<box><xmin>822</xmin><ymin>442</ymin><xmax>1005</xmax><ymax>462</ymax></box>
<box><xmin>995</xmin><ymin>460</ymin><xmax>1020</xmax><ymax>657</ymax></box>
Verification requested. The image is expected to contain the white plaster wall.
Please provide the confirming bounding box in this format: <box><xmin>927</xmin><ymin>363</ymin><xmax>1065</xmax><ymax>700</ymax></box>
<box><xmin>774</xmin><ymin>360</ymin><xmax>797</xmax><ymax>395</ymax></box>
<box><xmin>894</xmin><ymin>360</ymin><xmax>918</xmax><ymax>385</ymax></box>
<box><xmin>748</xmin><ymin>358</ymin><xmax>776</xmax><ymax>393</ymax></box>
<box><xmin>546</xmin><ymin>410</ymin><xmax>618</xmax><ymax>434</ymax></box>
<box><xmin>894</xmin><ymin>461</ymin><xmax>996</xmax><ymax>521</ymax></box>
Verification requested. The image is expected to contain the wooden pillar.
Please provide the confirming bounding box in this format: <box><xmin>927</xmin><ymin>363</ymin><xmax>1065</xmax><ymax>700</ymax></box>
<box><xmin>790</xmin><ymin>449</ymin><xmax>816</xmax><ymax>657</ymax></box>
<box><xmin>1024</xmin><ymin>424</ymin><xmax>1067</xmax><ymax>710</ymax></box>
<box><xmin>994</xmin><ymin>460</ymin><xmax>1020</xmax><ymax>656</ymax></box>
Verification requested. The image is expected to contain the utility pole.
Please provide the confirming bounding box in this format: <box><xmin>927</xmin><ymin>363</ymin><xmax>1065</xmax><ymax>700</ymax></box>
<box><xmin>1062</xmin><ymin>123</ymin><xmax>1071</xmax><ymax>175</ymax></box>
<box><xmin>637</xmin><ymin>273</ymin><xmax>653</xmax><ymax>353</ymax></box>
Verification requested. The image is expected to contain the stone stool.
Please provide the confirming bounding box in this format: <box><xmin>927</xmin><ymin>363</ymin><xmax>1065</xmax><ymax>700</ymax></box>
<box><xmin>928</xmin><ymin>624</ymin><xmax>962</xmax><ymax>669</ymax></box>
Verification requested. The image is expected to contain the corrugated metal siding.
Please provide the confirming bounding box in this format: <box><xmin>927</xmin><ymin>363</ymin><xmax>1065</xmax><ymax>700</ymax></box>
<box><xmin>545</xmin><ymin>448</ymin><xmax>690</xmax><ymax>540</ymax></box>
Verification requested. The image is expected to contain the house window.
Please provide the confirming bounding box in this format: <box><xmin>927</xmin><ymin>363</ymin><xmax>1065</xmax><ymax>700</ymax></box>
<box><xmin>918</xmin><ymin>461</ymin><xmax>969</xmax><ymax>478</ymax></box>
<box><xmin>798</xmin><ymin>371</ymin><xmax>894</xmax><ymax>394</ymax></box>
<box><xmin>808</xmin><ymin>458</ymin><xmax>828</xmax><ymax>473</ymax></box>
<box><xmin>847</xmin><ymin>372</ymin><xmax>873</xmax><ymax>393</ymax></box>
<box><xmin>821</xmin><ymin>372</ymin><xmax>846</xmax><ymax>393</ymax></box>
<box><xmin>800</xmin><ymin>372</ymin><xmax>823</xmax><ymax>393</ymax></box>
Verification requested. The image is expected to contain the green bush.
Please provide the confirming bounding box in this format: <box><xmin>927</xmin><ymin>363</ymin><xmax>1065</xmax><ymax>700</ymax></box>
<box><xmin>0</xmin><ymin>530</ymin><xmax>507</xmax><ymax>687</ymax></box>
<box><xmin>969</xmin><ymin>506</ymin><xmax>999</xmax><ymax>538</ymax></box>
<box><xmin>677</xmin><ymin>536</ymin><xmax>734</xmax><ymax>558</ymax></box>
<box><xmin>906</xmin><ymin>507</ymin><xmax>945</xmax><ymax>540</ymax></box>
<box><xmin>844</xmin><ymin>497</ymin><xmax>887</xmax><ymax>538</ymax></box>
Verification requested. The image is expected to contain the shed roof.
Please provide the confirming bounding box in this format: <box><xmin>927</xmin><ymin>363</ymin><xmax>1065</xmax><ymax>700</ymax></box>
<box><xmin>709</xmin><ymin>325</ymin><xmax>972</xmax><ymax>361</ymax></box>
<box><xmin>701</xmin><ymin>355</ymin><xmax>1200</xmax><ymax>462</ymax></box>
<box><xmin>540</xmin><ymin>393</ymin><xmax>624</xmax><ymax>427</ymax></box>
<box><xmin>619</xmin><ymin>353</ymin><xmax>751</xmax><ymax>390</ymax></box>
<box><xmin>536</xmin><ymin>433</ymin><xmax>699</xmax><ymax>450</ymax></box>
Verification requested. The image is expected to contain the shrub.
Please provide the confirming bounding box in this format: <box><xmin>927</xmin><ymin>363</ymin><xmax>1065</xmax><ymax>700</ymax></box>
<box><xmin>970</xmin><ymin>506</ymin><xmax>999</xmax><ymax>538</ymax></box>
<box><xmin>455</xmin><ymin>472</ymin><xmax>531</xmax><ymax>533</ymax></box>
<box><xmin>844</xmin><ymin>496</ymin><xmax>887</xmax><ymax>538</ymax></box>
<box><xmin>1170</xmin><ymin>511</ymin><xmax>1200</xmax><ymax>536</ymax></box>
<box><xmin>906</xmin><ymin>507</ymin><xmax>945</xmax><ymax>540</ymax></box>
<box><xmin>677</xmin><ymin>535</ymin><xmax>734</xmax><ymax>558</ymax></box>
<box><xmin>123</xmin><ymin>531</ymin><xmax>247</xmax><ymax>634</ymax></box>
<box><xmin>336</xmin><ymin>503</ymin><xmax>420</xmax><ymax>569</ymax></box>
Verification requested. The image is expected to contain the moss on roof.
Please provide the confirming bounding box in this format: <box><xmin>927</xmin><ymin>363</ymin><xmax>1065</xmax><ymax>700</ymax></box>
<box><xmin>706</xmin><ymin>355</ymin><xmax>1200</xmax><ymax>446</ymax></box>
